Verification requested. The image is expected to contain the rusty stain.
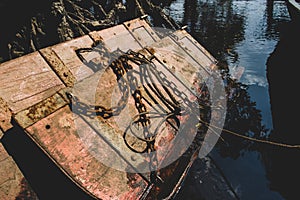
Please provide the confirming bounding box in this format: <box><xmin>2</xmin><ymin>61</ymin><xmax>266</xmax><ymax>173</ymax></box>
<box><xmin>0</xmin><ymin>97</ymin><xmax>13</xmax><ymax>132</ymax></box>
<box><xmin>14</xmin><ymin>91</ymin><xmax>68</xmax><ymax>128</ymax></box>
<box><xmin>0</xmin><ymin>51</ymin><xmax>65</xmax><ymax>114</ymax></box>
<box><xmin>147</xmin><ymin>47</ymin><xmax>156</xmax><ymax>55</ymax></box>
<box><xmin>89</xmin><ymin>31</ymin><xmax>104</xmax><ymax>44</ymax></box>
<box><xmin>39</xmin><ymin>48</ymin><xmax>76</xmax><ymax>87</ymax></box>
<box><xmin>210</xmin><ymin>62</ymin><xmax>218</xmax><ymax>70</ymax></box>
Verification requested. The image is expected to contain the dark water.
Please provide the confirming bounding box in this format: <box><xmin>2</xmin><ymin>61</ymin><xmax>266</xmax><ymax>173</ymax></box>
<box><xmin>165</xmin><ymin>0</ymin><xmax>299</xmax><ymax>199</ymax></box>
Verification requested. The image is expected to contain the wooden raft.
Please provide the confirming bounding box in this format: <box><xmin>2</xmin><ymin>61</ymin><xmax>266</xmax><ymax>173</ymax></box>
<box><xmin>0</xmin><ymin>17</ymin><xmax>218</xmax><ymax>200</ymax></box>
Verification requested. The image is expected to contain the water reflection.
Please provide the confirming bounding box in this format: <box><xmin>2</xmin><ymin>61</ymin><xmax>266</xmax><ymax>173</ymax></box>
<box><xmin>166</xmin><ymin>0</ymin><xmax>292</xmax><ymax>199</ymax></box>
<box><xmin>182</xmin><ymin>0</ymin><xmax>245</xmax><ymax>64</ymax></box>
<box><xmin>182</xmin><ymin>0</ymin><xmax>199</xmax><ymax>34</ymax></box>
<box><xmin>172</xmin><ymin>0</ymin><xmax>267</xmax><ymax>156</ymax></box>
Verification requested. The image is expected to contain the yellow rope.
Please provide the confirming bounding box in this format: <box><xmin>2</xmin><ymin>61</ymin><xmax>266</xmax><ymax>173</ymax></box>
<box><xmin>200</xmin><ymin>120</ymin><xmax>300</xmax><ymax>149</ymax></box>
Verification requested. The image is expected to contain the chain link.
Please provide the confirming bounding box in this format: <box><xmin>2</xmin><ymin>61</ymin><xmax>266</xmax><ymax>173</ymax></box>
<box><xmin>70</xmin><ymin>44</ymin><xmax>206</xmax><ymax>184</ymax></box>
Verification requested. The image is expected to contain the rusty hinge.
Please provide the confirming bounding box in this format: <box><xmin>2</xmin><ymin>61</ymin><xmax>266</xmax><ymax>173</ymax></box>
<box><xmin>0</xmin><ymin>97</ymin><xmax>13</xmax><ymax>134</ymax></box>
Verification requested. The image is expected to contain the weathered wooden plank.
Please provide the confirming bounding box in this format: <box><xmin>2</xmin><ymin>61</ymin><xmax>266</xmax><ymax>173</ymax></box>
<box><xmin>147</xmin><ymin>30</ymin><xmax>217</xmax><ymax>80</ymax></box>
<box><xmin>133</xmin><ymin>51</ymin><xmax>200</xmax><ymax>169</ymax></box>
<box><xmin>59</xmin><ymin>69</ymin><xmax>151</xmax><ymax>173</ymax></box>
<box><xmin>89</xmin><ymin>24</ymin><xmax>140</xmax><ymax>52</ymax></box>
<box><xmin>147</xmin><ymin>30</ymin><xmax>226</xmax><ymax>159</ymax></box>
<box><xmin>39</xmin><ymin>35</ymin><xmax>95</xmax><ymax>82</ymax></box>
<box><xmin>123</xmin><ymin>18</ymin><xmax>160</xmax><ymax>47</ymax></box>
<box><xmin>38</xmin><ymin>18</ymin><xmax>159</xmax><ymax>85</ymax></box>
<box><xmin>26</xmin><ymin>106</ymin><xmax>148</xmax><ymax>200</ymax></box>
<box><xmin>68</xmin><ymin>48</ymin><xmax>200</xmax><ymax>181</ymax></box>
<box><xmin>0</xmin><ymin>52</ymin><xmax>65</xmax><ymax>114</ymax></box>
<box><xmin>39</xmin><ymin>48</ymin><xmax>76</xmax><ymax>87</ymax></box>
<box><xmin>0</xmin><ymin>143</ymin><xmax>39</xmax><ymax>200</ymax></box>
<box><xmin>14</xmin><ymin>89</ymin><xmax>69</xmax><ymax>128</ymax></box>
<box><xmin>90</xmin><ymin>18</ymin><xmax>159</xmax><ymax>52</ymax></box>
<box><xmin>171</xmin><ymin>30</ymin><xmax>217</xmax><ymax>70</ymax></box>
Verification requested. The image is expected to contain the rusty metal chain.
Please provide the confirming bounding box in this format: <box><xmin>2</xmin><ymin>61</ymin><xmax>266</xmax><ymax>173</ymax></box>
<box><xmin>69</xmin><ymin>42</ymin><xmax>130</xmax><ymax>118</ymax></box>
<box><xmin>72</xmin><ymin>45</ymin><xmax>161</xmax><ymax>148</ymax></box>
<box><xmin>71</xmin><ymin>45</ymin><xmax>207</xmax><ymax>185</ymax></box>
<box><xmin>71</xmin><ymin>44</ymin><xmax>198</xmax><ymax>144</ymax></box>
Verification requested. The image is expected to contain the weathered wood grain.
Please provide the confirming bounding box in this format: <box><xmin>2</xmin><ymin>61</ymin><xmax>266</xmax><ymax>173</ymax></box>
<box><xmin>26</xmin><ymin>106</ymin><xmax>148</xmax><ymax>200</ymax></box>
<box><xmin>39</xmin><ymin>35</ymin><xmax>95</xmax><ymax>82</ymax></box>
<box><xmin>123</xmin><ymin>17</ymin><xmax>160</xmax><ymax>47</ymax></box>
<box><xmin>14</xmin><ymin>90</ymin><xmax>69</xmax><ymax>128</ymax></box>
<box><xmin>0</xmin><ymin>52</ymin><xmax>65</xmax><ymax>114</ymax></box>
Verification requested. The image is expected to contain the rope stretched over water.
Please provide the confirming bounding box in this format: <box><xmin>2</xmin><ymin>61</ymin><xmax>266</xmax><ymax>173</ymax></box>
<box><xmin>201</xmin><ymin>119</ymin><xmax>300</xmax><ymax>149</ymax></box>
